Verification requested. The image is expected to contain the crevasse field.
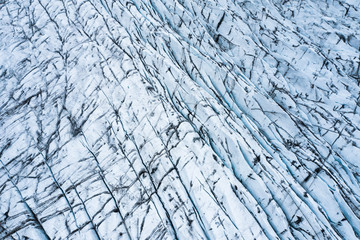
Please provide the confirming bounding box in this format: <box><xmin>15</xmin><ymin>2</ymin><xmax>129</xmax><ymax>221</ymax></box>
<box><xmin>1</xmin><ymin>0</ymin><xmax>360</xmax><ymax>239</ymax></box>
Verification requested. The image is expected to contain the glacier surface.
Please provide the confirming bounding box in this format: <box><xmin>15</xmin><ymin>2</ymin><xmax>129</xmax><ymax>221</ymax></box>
<box><xmin>1</xmin><ymin>0</ymin><xmax>360</xmax><ymax>239</ymax></box>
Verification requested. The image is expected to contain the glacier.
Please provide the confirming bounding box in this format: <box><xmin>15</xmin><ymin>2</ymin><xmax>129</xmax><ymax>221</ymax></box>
<box><xmin>0</xmin><ymin>0</ymin><xmax>360</xmax><ymax>239</ymax></box>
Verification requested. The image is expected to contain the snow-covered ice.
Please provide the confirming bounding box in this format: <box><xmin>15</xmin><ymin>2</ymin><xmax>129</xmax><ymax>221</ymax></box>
<box><xmin>1</xmin><ymin>0</ymin><xmax>360</xmax><ymax>239</ymax></box>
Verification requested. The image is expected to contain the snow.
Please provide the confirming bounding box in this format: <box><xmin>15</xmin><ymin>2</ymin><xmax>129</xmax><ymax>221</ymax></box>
<box><xmin>1</xmin><ymin>0</ymin><xmax>360</xmax><ymax>239</ymax></box>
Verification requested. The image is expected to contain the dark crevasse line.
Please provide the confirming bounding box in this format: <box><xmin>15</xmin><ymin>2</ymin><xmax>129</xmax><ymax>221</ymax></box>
<box><xmin>81</xmin><ymin>134</ymin><xmax>133</xmax><ymax>240</ymax></box>
<box><xmin>0</xmin><ymin>147</ymin><xmax>51</xmax><ymax>240</ymax></box>
<box><xmin>146</xmin><ymin>117</ymin><xmax>211</xmax><ymax>240</ymax></box>
<box><xmin>113</xmin><ymin>118</ymin><xmax>180</xmax><ymax>240</ymax></box>
<box><xmin>70</xmin><ymin>180</ymin><xmax>102</xmax><ymax>240</ymax></box>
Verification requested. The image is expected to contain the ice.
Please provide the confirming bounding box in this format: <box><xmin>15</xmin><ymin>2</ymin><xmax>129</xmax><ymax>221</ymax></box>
<box><xmin>1</xmin><ymin>0</ymin><xmax>360</xmax><ymax>239</ymax></box>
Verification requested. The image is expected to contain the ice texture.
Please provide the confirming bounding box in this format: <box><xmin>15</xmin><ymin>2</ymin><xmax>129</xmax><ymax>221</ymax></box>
<box><xmin>1</xmin><ymin>0</ymin><xmax>360</xmax><ymax>239</ymax></box>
